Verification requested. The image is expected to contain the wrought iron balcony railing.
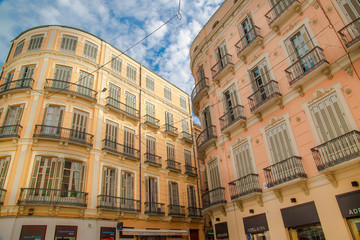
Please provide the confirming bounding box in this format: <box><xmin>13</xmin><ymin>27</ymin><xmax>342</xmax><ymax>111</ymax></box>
<box><xmin>185</xmin><ymin>165</ymin><xmax>197</xmax><ymax>177</ymax></box>
<box><xmin>188</xmin><ymin>207</ymin><xmax>202</xmax><ymax>217</ymax></box>
<box><xmin>44</xmin><ymin>79</ymin><xmax>98</xmax><ymax>101</ymax></box>
<box><xmin>285</xmin><ymin>47</ymin><xmax>328</xmax><ymax>86</ymax></box>
<box><xmin>211</xmin><ymin>54</ymin><xmax>234</xmax><ymax>79</ymax></box>
<box><xmin>0</xmin><ymin>189</ymin><xmax>6</xmax><ymax>205</ymax></box>
<box><xmin>219</xmin><ymin>105</ymin><xmax>246</xmax><ymax>131</ymax></box>
<box><xmin>263</xmin><ymin>156</ymin><xmax>307</xmax><ymax>188</ymax></box>
<box><xmin>144</xmin><ymin>115</ymin><xmax>160</xmax><ymax>128</ymax></box>
<box><xmin>182</xmin><ymin>131</ymin><xmax>193</xmax><ymax>143</ymax></box>
<box><xmin>196</xmin><ymin>125</ymin><xmax>217</xmax><ymax>151</ymax></box>
<box><xmin>144</xmin><ymin>153</ymin><xmax>162</xmax><ymax>167</ymax></box>
<box><xmin>164</xmin><ymin>124</ymin><xmax>178</xmax><ymax>136</ymax></box>
<box><xmin>311</xmin><ymin>130</ymin><xmax>360</xmax><ymax>171</ymax></box>
<box><xmin>229</xmin><ymin>173</ymin><xmax>262</xmax><ymax>200</ymax></box>
<box><xmin>338</xmin><ymin>17</ymin><xmax>360</xmax><ymax>48</ymax></box>
<box><xmin>17</xmin><ymin>188</ymin><xmax>88</xmax><ymax>207</ymax></box>
<box><xmin>235</xmin><ymin>26</ymin><xmax>262</xmax><ymax>55</ymax></box>
<box><xmin>97</xmin><ymin>195</ymin><xmax>140</xmax><ymax>212</ymax></box>
<box><xmin>105</xmin><ymin>97</ymin><xmax>140</xmax><ymax>120</ymax></box>
<box><xmin>0</xmin><ymin>125</ymin><xmax>22</xmax><ymax>138</ymax></box>
<box><xmin>248</xmin><ymin>80</ymin><xmax>282</xmax><ymax>112</ymax></box>
<box><xmin>265</xmin><ymin>0</ymin><xmax>300</xmax><ymax>26</ymax></box>
<box><xmin>166</xmin><ymin>160</ymin><xmax>181</xmax><ymax>172</ymax></box>
<box><xmin>168</xmin><ymin>205</ymin><xmax>186</xmax><ymax>216</ymax></box>
<box><xmin>145</xmin><ymin>202</ymin><xmax>165</xmax><ymax>215</ymax></box>
<box><xmin>0</xmin><ymin>78</ymin><xmax>34</xmax><ymax>94</ymax></box>
<box><xmin>102</xmin><ymin>139</ymin><xmax>140</xmax><ymax>160</ymax></box>
<box><xmin>191</xmin><ymin>77</ymin><xmax>209</xmax><ymax>103</ymax></box>
<box><xmin>33</xmin><ymin>125</ymin><xmax>93</xmax><ymax>147</ymax></box>
<box><xmin>202</xmin><ymin>187</ymin><xmax>226</xmax><ymax>210</ymax></box>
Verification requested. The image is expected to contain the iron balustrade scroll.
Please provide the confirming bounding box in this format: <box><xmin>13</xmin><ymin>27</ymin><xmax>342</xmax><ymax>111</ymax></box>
<box><xmin>144</xmin><ymin>115</ymin><xmax>160</xmax><ymax>128</ymax></box>
<box><xmin>265</xmin><ymin>0</ymin><xmax>300</xmax><ymax>26</ymax></box>
<box><xmin>0</xmin><ymin>125</ymin><xmax>22</xmax><ymax>138</ymax></box>
<box><xmin>0</xmin><ymin>78</ymin><xmax>34</xmax><ymax>93</ymax></box>
<box><xmin>102</xmin><ymin>139</ymin><xmax>140</xmax><ymax>160</ymax></box>
<box><xmin>188</xmin><ymin>207</ymin><xmax>202</xmax><ymax>217</ymax></box>
<box><xmin>311</xmin><ymin>130</ymin><xmax>360</xmax><ymax>171</ymax></box>
<box><xmin>165</xmin><ymin>124</ymin><xmax>178</xmax><ymax>136</ymax></box>
<box><xmin>144</xmin><ymin>153</ymin><xmax>162</xmax><ymax>166</ymax></box>
<box><xmin>145</xmin><ymin>202</ymin><xmax>165</xmax><ymax>215</ymax></box>
<box><xmin>166</xmin><ymin>160</ymin><xmax>181</xmax><ymax>172</ymax></box>
<box><xmin>196</xmin><ymin>125</ymin><xmax>217</xmax><ymax>150</ymax></box>
<box><xmin>339</xmin><ymin>17</ymin><xmax>360</xmax><ymax>48</ymax></box>
<box><xmin>182</xmin><ymin>131</ymin><xmax>193</xmax><ymax>142</ymax></box>
<box><xmin>219</xmin><ymin>105</ymin><xmax>246</xmax><ymax>131</ymax></box>
<box><xmin>97</xmin><ymin>195</ymin><xmax>140</xmax><ymax>212</ymax></box>
<box><xmin>33</xmin><ymin>125</ymin><xmax>94</xmax><ymax>147</ymax></box>
<box><xmin>105</xmin><ymin>97</ymin><xmax>140</xmax><ymax>119</ymax></box>
<box><xmin>0</xmin><ymin>189</ymin><xmax>6</xmax><ymax>205</ymax></box>
<box><xmin>202</xmin><ymin>187</ymin><xmax>226</xmax><ymax>210</ymax></box>
<box><xmin>168</xmin><ymin>205</ymin><xmax>186</xmax><ymax>216</ymax></box>
<box><xmin>263</xmin><ymin>156</ymin><xmax>307</xmax><ymax>188</ymax></box>
<box><xmin>248</xmin><ymin>80</ymin><xmax>281</xmax><ymax>112</ymax></box>
<box><xmin>191</xmin><ymin>77</ymin><xmax>209</xmax><ymax>102</ymax></box>
<box><xmin>228</xmin><ymin>173</ymin><xmax>262</xmax><ymax>200</ymax></box>
<box><xmin>185</xmin><ymin>165</ymin><xmax>197</xmax><ymax>176</ymax></box>
<box><xmin>235</xmin><ymin>26</ymin><xmax>262</xmax><ymax>55</ymax></box>
<box><xmin>44</xmin><ymin>79</ymin><xmax>98</xmax><ymax>101</ymax></box>
<box><xmin>17</xmin><ymin>188</ymin><xmax>88</xmax><ymax>207</ymax></box>
<box><xmin>285</xmin><ymin>46</ymin><xmax>328</xmax><ymax>86</ymax></box>
<box><xmin>211</xmin><ymin>54</ymin><xmax>233</xmax><ymax>78</ymax></box>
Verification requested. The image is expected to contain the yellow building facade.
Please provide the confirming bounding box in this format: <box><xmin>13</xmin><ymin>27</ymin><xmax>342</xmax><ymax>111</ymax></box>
<box><xmin>0</xmin><ymin>25</ymin><xmax>203</xmax><ymax>240</ymax></box>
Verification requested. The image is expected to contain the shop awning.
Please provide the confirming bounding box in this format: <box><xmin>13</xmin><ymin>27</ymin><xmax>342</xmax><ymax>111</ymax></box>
<box><xmin>121</xmin><ymin>229</ymin><xmax>188</xmax><ymax>236</ymax></box>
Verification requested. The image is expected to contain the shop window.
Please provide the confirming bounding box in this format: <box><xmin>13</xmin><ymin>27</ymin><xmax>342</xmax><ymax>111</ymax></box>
<box><xmin>288</xmin><ymin>224</ymin><xmax>325</xmax><ymax>240</ymax></box>
<box><xmin>54</xmin><ymin>225</ymin><xmax>77</xmax><ymax>240</ymax></box>
<box><xmin>19</xmin><ymin>225</ymin><xmax>46</xmax><ymax>240</ymax></box>
<box><xmin>100</xmin><ymin>227</ymin><xmax>116</xmax><ymax>240</ymax></box>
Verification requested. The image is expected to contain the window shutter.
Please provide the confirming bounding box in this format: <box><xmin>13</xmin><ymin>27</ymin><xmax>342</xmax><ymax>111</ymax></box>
<box><xmin>30</xmin><ymin>156</ymin><xmax>42</xmax><ymax>188</ymax></box>
<box><xmin>130</xmin><ymin>172</ymin><xmax>134</xmax><ymax>199</ymax></box>
<box><xmin>187</xmin><ymin>186</ymin><xmax>191</xmax><ymax>207</ymax></box>
<box><xmin>145</xmin><ymin>176</ymin><xmax>149</xmax><ymax>202</ymax></box>
<box><xmin>0</xmin><ymin>156</ymin><xmax>10</xmax><ymax>188</ymax></box>
<box><xmin>174</xmin><ymin>183</ymin><xmax>179</xmax><ymax>205</ymax></box>
<box><xmin>168</xmin><ymin>181</ymin><xmax>172</xmax><ymax>204</ymax></box>
<box><xmin>102</xmin><ymin>166</ymin><xmax>107</xmax><ymax>195</ymax></box>
<box><xmin>154</xmin><ymin>178</ymin><xmax>158</xmax><ymax>202</ymax></box>
<box><xmin>80</xmin><ymin>162</ymin><xmax>87</xmax><ymax>192</ymax></box>
<box><xmin>299</xmin><ymin>27</ymin><xmax>313</xmax><ymax>52</ymax></box>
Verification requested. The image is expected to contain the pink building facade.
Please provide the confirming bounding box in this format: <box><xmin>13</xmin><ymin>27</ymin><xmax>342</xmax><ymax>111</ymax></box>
<box><xmin>190</xmin><ymin>0</ymin><xmax>360</xmax><ymax>239</ymax></box>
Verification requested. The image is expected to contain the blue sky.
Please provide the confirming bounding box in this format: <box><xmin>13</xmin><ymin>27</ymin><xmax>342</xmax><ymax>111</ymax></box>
<box><xmin>0</xmin><ymin>0</ymin><xmax>223</xmax><ymax>105</ymax></box>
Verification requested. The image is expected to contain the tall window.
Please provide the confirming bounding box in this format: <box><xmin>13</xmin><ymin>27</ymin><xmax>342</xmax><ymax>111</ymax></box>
<box><xmin>105</xmin><ymin>120</ymin><xmax>118</xmax><ymax>149</ymax></box>
<box><xmin>166</xmin><ymin>144</ymin><xmax>175</xmax><ymax>161</ymax></box>
<box><xmin>187</xmin><ymin>185</ymin><xmax>197</xmax><ymax>208</ymax></box>
<box><xmin>127</xmin><ymin>64</ymin><xmax>137</xmax><ymax>83</ymax></box>
<box><xmin>19</xmin><ymin>65</ymin><xmax>35</xmax><ymax>87</ymax></box>
<box><xmin>108</xmin><ymin>83</ymin><xmax>121</xmax><ymax>108</ymax></box>
<box><xmin>145</xmin><ymin>176</ymin><xmax>158</xmax><ymax>205</ymax></box>
<box><xmin>182</xmin><ymin>120</ymin><xmax>189</xmax><ymax>134</ymax></box>
<box><xmin>121</xmin><ymin>171</ymin><xmax>134</xmax><ymax>207</ymax></box>
<box><xmin>215</xmin><ymin>41</ymin><xmax>229</xmax><ymax>69</ymax></box>
<box><xmin>13</xmin><ymin>40</ymin><xmax>24</xmax><ymax>57</ymax></box>
<box><xmin>2</xmin><ymin>105</ymin><xmax>24</xmax><ymax>135</ymax></box>
<box><xmin>146</xmin><ymin>136</ymin><xmax>156</xmax><ymax>161</ymax></box>
<box><xmin>123</xmin><ymin>128</ymin><xmax>135</xmax><ymax>156</ymax></box>
<box><xmin>201</xmin><ymin>107</ymin><xmax>213</xmax><ymax>131</ymax></box>
<box><xmin>28</xmin><ymin>34</ymin><xmax>44</xmax><ymax>51</ymax></box>
<box><xmin>3</xmin><ymin>71</ymin><xmax>15</xmax><ymax>91</ymax></box>
<box><xmin>250</xmin><ymin>59</ymin><xmax>271</xmax><ymax>103</ymax></box>
<box><xmin>111</xmin><ymin>55</ymin><xmax>122</xmax><ymax>74</ymax></box>
<box><xmin>0</xmin><ymin>156</ymin><xmax>10</xmax><ymax>189</ymax></box>
<box><xmin>71</xmin><ymin>109</ymin><xmax>89</xmax><ymax>140</ymax></box>
<box><xmin>197</xmin><ymin>65</ymin><xmax>205</xmax><ymax>82</ymax></box>
<box><xmin>42</xmin><ymin>105</ymin><xmax>64</xmax><ymax>135</ymax></box>
<box><xmin>146</xmin><ymin>75</ymin><xmax>154</xmax><ymax>92</ymax></box>
<box><xmin>239</xmin><ymin>14</ymin><xmax>255</xmax><ymax>44</ymax></box>
<box><xmin>180</xmin><ymin>96</ymin><xmax>187</xmax><ymax>110</ymax></box>
<box><xmin>125</xmin><ymin>92</ymin><xmax>136</xmax><ymax>116</ymax></box>
<box><xmin>77</xmin><ymin>71</ymin><xmax>94</xmax><ymax>97</ymax></box>
<box><xmin>60</xmin><ymin>35</ymin><xmax>78</xmax><ymax>53</ymax></box>
<box><xmin>83</xmin><ymin>40</ymin><xmax>98</xmax><ymax>61</ymax></box>
<box><xmin>168</xmin><ymin>181</ymin><xmax>180</xmax><ymax>206</ymax></box>
<box><xmin>266</xmin><ymin>121</ymin><xmax>295</xmax><ymax>162</ymax></box>
<box><xmin>233</xmin><ymin>142</ymin><xmax>255</xmax><ymax>178</ymax></box>
<box><xmin>102</xmin><ymin>166</ymin><xmax>117</xmax><ymax>196</ymax></box>
<box><xmin>53</xmin><ymin>65</ymin><xmax>72</xmax><ymax>89</ymax></box>
<box><xmin>165</xmin><ymin>111</ymin><xmax>174</xmax><ymax>133</ymax></box>
<box><xmin>337</xmin><ymin>0</ymin><xmax>360</xmax><ymax>23</ymax></box>
<box><xmin>207</xmin><ymin>160</ymin><xmax>221</xmax><ymax>189</ymax></box>
<box><xmin>184</xmin><ymin>150</ymin><xmax>192</xmax><ymax>166</ymax></box>
<box><xmin>146</xmin><ymin>102</ymin><xmax>156</xmax><ymax>124</ymax></box>
<box><xmin>164</xmin><ymin>86</ymin><xmax>172</xmax><ymax>102</ymax></box>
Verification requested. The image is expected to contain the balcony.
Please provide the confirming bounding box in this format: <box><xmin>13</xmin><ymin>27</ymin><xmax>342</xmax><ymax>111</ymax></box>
<box><xmin>263</xmin><ymin>156</ymin><xmax>307</xmax><ymax>188</ymax></box>
<box><xmin>265</xmin><ymin>0</ymin><xmax>301</xmax><ymax>30</ymax></box>
<box><xmin>145</xmin><ymin>202</ymin><xmax>165</xmax><ymax>215</ymax></box>
<box><xmin>229</xmin><ymin>174</ymin><xmax>262</xmax><ymax>200</ymax></box>
<box><xmin>17</xmin><ymin>188</ymin><xmax>88</xmax><ymax>207</ymax></box>
<box><xmin>166</xmin><ymin>160</ymin><xmax>181</xmax><ymax>173</ymax></box>
<box><xmin>188</xmin><ymin>207</ymin><xmax>202</xmax><ymax>218</ymax></box>
<box><xmin>182</xmin><ymin>131</ymin><xmax>193</xmax><ymax>143</ymax></box>
<box><xmin>185</xmin><ymin>165</ymin><xmax>197</xmax><ymax>177</ymax></box>
<box><xmin>285</xmin><ymin>47</ymin><xmax>329</xmax><ymax>87</ymax></box>
<box><xmin>0</xmin><ymin>189</ymin><xmax>6</xmax><ymax>205</ymax></box>
<box><xmin>248</xmin><ymin>80</ymin><xmax>282</xmax><ymax>113</ymax></box>
<box><xmin>0</xmin><ymin>125</ymin><xmax>22</xmax><ymax>139</ymax></box>
<box><xmin>164</xmin><ymin>124</ymin><xmax>178</xmax><ymax>137</ymax></box>
<box><xmin>219</xmin><ymin>105</ymin><xmax>246</xmax><ymax>133</ymax></box>
<box><xmin>97</xmin><ymin>195</ymin><xmax>140</xmax><ymax>212</ymax></box>
<box><xmin>144</xmin><ymin>153</ymin><xmax>162</xmax><ymax>167</ymax></box>
<box><xmin>339</xmin><ymin>18</ymin><xmax>360</xmax><ymax>49</ymax></box>
<box><xmin>191</xmin><ymin>77</ymin><xmax>209</xmax><ymax>116</ymax></box>
<box><xmin>44</xmin><ymin>79</ymin><xmax>98</xmax><ymax>102</ymax></box>
<box><xmin>144</xmin><ymin>115</ymin><xmax>160</xmax><ymax>129</ymax></box>
<box><xmin>106</xmin><ymin>97</ymin><xmax>140</xmax><ymax>120</ymax></box>
<box><xmin>102</xmin><ymin>139</ymin><xmax>140</xmax><ymax>161</ymax></box>
<box><xmin>0</xmin><ymin>78</ymin><xmax>34</xmax><ymax>96</ymax></box>
<box><xmin>211</xmin><ymin>54</ymin><xmax>234</xmax><ymax>84</ymax></box>
<box><xmin>168</xmin><ymin>205</ymin><xmax>186</xmax><ymax>217</ymax></box>
<box><xmin>202</xmin><ymin>187</ymin><xmax>226</xmax><ymax>211</ymax></box>
<box><xmin>33</xmin><ymin>125</ymin><xmax>94</xmax><ymax>147</ymax></box>
<box><xmin>235</xmin><ymin>26</ymin><xmax>263</xmax><ymax>59</ymax></box>
<box><xmin>196</xmin><ymin>126</ymin><xmax>217</xmax><ymax>152</ymax></box>
<box><xmin>311</xmin><ymin>130</ymin><xmax>360</xmax><ymax>171</ymax></box>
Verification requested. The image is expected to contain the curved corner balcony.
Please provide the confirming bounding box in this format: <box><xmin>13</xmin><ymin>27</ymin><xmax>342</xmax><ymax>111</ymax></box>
<box><xmin>196</xmin><ymin>126</ymin><xmax>217</xmax><ymax>152</ymax></box>
<box><xmin>202</xmin><ymin>187</ymin><xmax>226</xmax><ymax>211</ymax></box>
<box><xmin>265</xmin><ymin>0</ymin><xmax>301</xmax><ymax>30</ymax></box>
<box><xmin>0</xmin><ymin>189</ymin><xmax>6</xmax><ymax>205</ymax></box>
<box><xmin>17</xmin><ymin>188</ymin><xmax>88</xmax><ymax>208</ymax></box>
<box><xmin>191</xmin><ymin>77</ymin><xmax>209</xmax><ymax>116</ymax></box>
<box><xmin>263</xmin><ymin>156</ymin><xmax>307</xmax><ymax>188</ymax></box>
<box><xmin>102</xmin><ymin>139</ymin><xmax>140</xmax><ymax>161</ymax></box>
<box><xmin>97</xmin><ymin>195</ymin><xmax>140</xmax><ymax>213</ymax></box>
<box><xmin>44</xmin><ymin>79</ymin><xmax>98</xmax><ymax>102</ymax></box>
<box><xmin>311</xmin><ymin>130</ymin><xmax>360</xmax><ymax>171</ymax></box>
<box><xmin>0</xmin><ymin>125</ymin><xmax>22</xmax><ymax>139</ymax></box>
<box><xmin>229</xmin><ymin>174</ymin><xmax>262</xmax><ymax>201</ymax></box>
<box><xmin>248</xmin><ymin>80</ymin><xmax>282</xmax><ymax>113</ymax></box>
<box><xmin>106</xmin><ymin>97</ymin><xmax>140</xmax><ymax>121</ymax></box>
<box><xmin>339</xmin><ymin>18</ymin><xmax>360</xmax><ymax>49</ymax></box>
<box><xmin>236</xmin><ymin>26</ymin><xmax>263</xmax><ymax>59</ymax></box>
<box><xmin>0</xmin><ymin>78</ymin><xmax>34</xmax><ymax>96</ymax></box>
<box><xmin>211</xmin><ymin>54</ymin><xmax>234</xmax><ymax>85</ymax></box>
<box><xmin>285</xmin><ymin>47</ymin><xmax>329</xmax><ymax>88</ymax></box>
<box><xmin>220</xmin><ymin>105</ymin><xmax>246</xmax><ymax>133</ymax></box>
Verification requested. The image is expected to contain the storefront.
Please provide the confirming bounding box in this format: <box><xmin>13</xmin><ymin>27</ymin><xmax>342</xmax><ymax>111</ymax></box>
<box><xmin>336</xmin><ymin>190</ymin><xmax>360</xmax><ymax>239</ymax></box>
<box><xmin>214</xmin><ymin>222</ymin><xmax>229</xmax><ymax>240</ymax></box>
<box><xmin>281</xmin><ymin>201</ymin><xmax>325</xmax><ymax>240</ymax></box>
<box><xmin>100</xmin><ymin>227</ymin><xmax>116</xmax><ymax>240</ymax></box>
<box><xmin>19</xmin><ymin>225</ymin><xmax>47</xmax><ymax>240</ymax></box>
<box><xmin>243</xmin><ymin>213</ymin><xmax>269</xmax><ymax>240</ymax></box>
<box><xmin>120</xmin><ymin>228</ymin><xmax>188</xmax><ymax>240</ymax></box>
<box><xmin>54</xmin><ymin>225</ymin><xmax>77</xmax><ymax>240</ymax></box>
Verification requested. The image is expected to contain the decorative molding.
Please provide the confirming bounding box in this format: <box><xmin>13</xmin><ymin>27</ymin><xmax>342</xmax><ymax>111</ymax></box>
<box><xmin>256</xmin><ymin>195</ymin><xmax>263</xmax><ymax>207</ymax></box>
<box><xmin>273</xmin><ymin>189</ymin><xmax>283</xmax><ymax>203</ymax></box>
<box><xmin>298</xmin><ymin>181</ymin><xmax>310</xmax><ymax>196</ymax></box>
<box><xmin>255</xmin><ymin>112</ymin><xmax>263</xmax><ymax>122</ymax></box>
<box><xmin>325</xmin><ymin>172</ymin><xmax>338</xmax><ymax>188</ymax></box>
<box><xmin>322</xmin><ymin>67</ymin><xmax>333</xmax><ymax>80</ymax></box>
<box><xmin>235</xmin><ymin>200</ymin><xmax>244</xmax><ymax>211</ymax></box>
<box><xmin>294</xmin><ymin>85</ymin><xmax>304</xmax><ymax>97</ymax></box>
<box><xmin>344</xmin><ymin>65</ymin><xmax>353</xmax><ymax>77</ymax></box>
<box><xmin>265</xmin><ymin>116</ymin><xmax>285</xmax><ymax>130</ymax></box>
<box><xmin>308</xmin><ymin>88</ymin><xmax>334</xmax><ymax>105</ymax></box>
<box><xmin>220</xmin><ymin>205</ymin><xmax>227</xmax><ymax>216</ymax></box>
<box><xmin>312</xmin><ymin>0</ymin><xmax>319</xmax><ymax>9</ymax></box>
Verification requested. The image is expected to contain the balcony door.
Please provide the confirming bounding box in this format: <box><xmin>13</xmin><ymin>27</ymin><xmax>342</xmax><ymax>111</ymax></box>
<box><xmin>201</xmin><ymin>107</ymin><xmax>213</xmax><ymax>137</ymax></box>
<box><xmin>121</xmin><ymin>171</ymin><xmax>134</xmax><ymax>209</ymax></box>
<box><xmin>266</xmin><ymin>122</ymin><xmax>295</xmax><ymax>163</ymax></box>
<box><xmin>146</xmin><ymin>102</ymin><xmax>155</xmax><ymax>124</ymax></box>
<box><xmin>61</xmin><ymin>160</ymin><xmax>86</xmax><ymax>197</ymax></box>
<box><xmin>187</xmin><ymin>185</ymin><xmax>197</xmax><ymax>208</ymax></box>
<box><xmin>168</xmin><ymin>181</ymin><xmax>180</xmax><ymax>211</ymax></box>
<box><xmin>215</xmin><ymin>41</ymin><xmax>228</xmax><ymax>70</ymax></box>
<box><xmin>3</xmin><ymin>71</ymin><xmax>14</xmax><ymax>91</ymax></box>
<box><xmin>2</xmin><ymin>104</ymin><xmax>24</xmax><ymax>136</ymax></box>
<box><xmin>71</xmin><ymin>109</ymin><xmax>88</xmax><ymax>141</ymax></box>
<box><xmin>239</xmin><ymin>15</ymin><xmax>255</xmax><ymax>44</ymax></box>
<box><xmin>251</xmin><ymin>59</ymin><xmax>271</xmax><ymax>103</ymax></box>
<box><xmin>77</xmin><ymin>71</ymin><xmax>94</xmax><ymax>97</ymax></box>
<box><xmin>102</xmin><ymin>167</ymin><xmax>117</xmax><ymax>206</ymax></box>
<box><xmin>0</xmin><ymin>156</ymin><xmax>10</xmax><ymax>189</ymax></box>
<box><xmin>108</xmin><ymin>83</ymin><xmax>121</xmax><ymax>108</ymax></box>
<box><xmin>337</xmin><ymin>0</ymin><xmax>360</xmax><ymax>23</ymax></box>
<box><xmin>207</xmin><ymin>160</ymin><xmax>222</xmax><ymax>204</ymax></box>
<box><xmin>53</xmin><ymin>65</ymin><xmax>72</xmax><ymax>89</ymax></box>
<box><xmin>125</xmin><ymin>92</ymin><xmax>136</xmax><ymax>116</ymax></box>
<box><xmin>165</xmin><ymin>111</ymin><xmax>174</xmax><ymax>132</ymax></box>
<box><xmin>146</xmin><ymin>136</ymin><xmax>156</xmax><ymax>162</ymax></box>
<box><xmin>42</xmin><ymin>105</ymin><xmax>64</xmax><ymax>136</ymax></box>
<box><xmin>19</xmin><ymin>65</ymin><xmax>35</xmax><ymax>87</ymax></box>
<box><xmin>145</xmin><ymin>176</ymin><xmax>158</xmax><ymax>211</ymax></box>
<box><xmin>233</xmin><ymin>142</ymin><xmax>255</xmax><ymax>178</ymax></box>
<box><xmin>123</xmin><ymin>128</ymin><xmax>135</xmax><ymax>156</ymax></box>
<box><xmin>223</xmin><ymin>85</ymin><xmax>240</xmax><ymax>122</ymax></box>
<box><xmin>105</xmin><ymin>120</ymin><xmax>118</xmax><ymax>150</ymax></box>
